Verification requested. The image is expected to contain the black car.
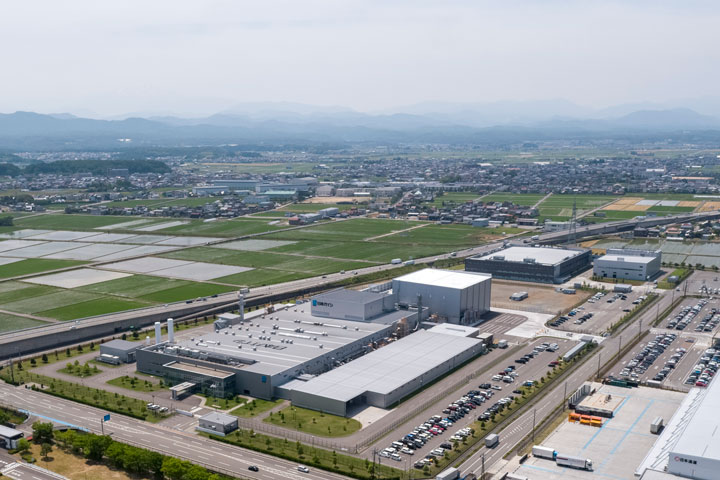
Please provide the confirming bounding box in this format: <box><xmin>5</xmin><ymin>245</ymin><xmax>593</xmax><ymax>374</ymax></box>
<box><xmin>248</xmin><ymin>466</ymin><xmax>259</xmax><ymax>472</ymax></box>
<box><xmin>479</xmin><ymin>383</ymin><xmax>491</xmax><ymax>389</ymax></box>
<box><xmin>440</xmin><ymin>442</ymin><xmax>452</xmax><ymax>450</ymax></box>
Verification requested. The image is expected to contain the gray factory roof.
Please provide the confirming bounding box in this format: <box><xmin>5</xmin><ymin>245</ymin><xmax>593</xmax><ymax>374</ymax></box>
<box><xmin>475</xmin><ymin>246</ymin><xmax>584</xmax><ymax>266</ymax></box>
<box><xmin>289</xmin><ymin>330</ymin><xmax>482</xmax><ymax>402</ymax></box>
<box><xmin>669</xmin><ymin>374</ymin><xmax>720</xmax><ymax>461</ymax></box>
<box><xmin>159</xmin><ymin>304</ymin><xmax>392</xmax><ymax>376</ymax></box>
<box><xmin>102</xmin><ymin>339</ymin><xmax>141</xmax><ymax>352</ymax></box>
<box><xmin>394</xmin><ymin>268</ymin><xmax>491</xmax><ymax>290</ymax></box>
<box><xmin>199</xmin><ymin>411</ymin><xmax>237</xmax><ymax>425</ymax></box>
<box><xmin>597</xmin><ymin>254</ymin><xmax>656</xmax><ymax>265</ymax></box>
<box><xmin>313</xmin><ymin>288</ymin><xmax>388</xmax><ymax>304</ymax></box>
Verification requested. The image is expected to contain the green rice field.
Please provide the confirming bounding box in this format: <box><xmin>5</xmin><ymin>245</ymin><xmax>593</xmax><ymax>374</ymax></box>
<box><xmin>0</xmin><ymin>312</ymin><xmax>50</xmax><ymax>333</ymax></box>
<box><xmin>0</xmin><ymin>259</ymin><xmax>87</xmax><ymax>279</ymax></box>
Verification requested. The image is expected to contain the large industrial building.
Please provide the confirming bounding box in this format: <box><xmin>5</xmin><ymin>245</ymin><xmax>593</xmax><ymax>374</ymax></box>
<box><xmin>465</xmin><ymin>245</ymin><xmax>591</xmax><ymax>284</ymax></box>
<box><xmin>594</xmin><ymin>248</ymin><xmax>662</xmax><ymax>281</ymax></box>
<box><xmin>136</xmin><ymin>304</ymin><xmax>399</xmax><ymax>400</ymax></box>
<box><xmin>282</xmin><ymin>325</ymin><xmax>485</xmax><ymax>416</ymax></box>
<box><xmin>391</xmin><ymin>269</ymin><xmax>492</xmax><ymax>323</ymax></box>
<box><xmin>135</xmin><ymin>269</ymin><xmax>494</xmax><ymax>411</ymax></box>
<box><xmin>638</xmin><ymin>370</ymin><xmax>720</xmax><ymax>480</ymax></box>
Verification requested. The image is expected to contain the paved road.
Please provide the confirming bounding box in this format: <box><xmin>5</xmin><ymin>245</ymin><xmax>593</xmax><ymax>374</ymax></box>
<box><xmin>0</xmin><ymin>460</ymin><xmax>67</xmax><ymax>480</ymax></box>
<box><xmin>0</xmin><ymin>382</ymin><xmax>348</xmax><ymax>480</ymax></box>
<box><xmin>457</xmin><ymin>279</ymin><xmax>682</xmax><ymax>476</ymax></box>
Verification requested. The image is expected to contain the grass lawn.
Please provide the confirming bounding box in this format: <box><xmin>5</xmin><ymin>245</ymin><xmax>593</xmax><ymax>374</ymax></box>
<box><xmin>0</xmin><ymin>312</ymin><xmax>50</xmax><ymax>332</ymax></box>
<box><xmin>200</xmin><ymin>394</ymin><xmax>249</xmax><ymax>410</ymax></box>
<box><xmin>107</xmin><ymin>375</ymin><xmax>165</xmax><ymax>392</ymax></box>
<box><xmin>14</xmin><ymin>214</ymin><xmax>134</xmax><ymax>230</ymax></box>
<box><xmin>138</xmin><ymin>283</ymin><xmax>237</xmax><ymax>303</ymax></box>
<box><xmin>58</xmin><ymin>362</ymin><xmax>103</xmax><ymax>378</ymax></box>
<box><xmin>19</xmin><ymin>442</ymin><xmax>138</xmax><ymax>480</ymax></box>
<box><xmin>38</xmin><ymin>297</ymin><xmax>151</xmax><ymax>321</ymax></box>
<box><xmin>263</xmin><ymin>406</ymin><xmax>361</xmax><ymax>437</ymax></box>
<box><xmin>0</xmin><ymin>258</ymin><xmax>86</xmax><ymax>279</ymax></box>
<box><xmin>0</xmin><ymin>367</ymin><xmax>164</xmax><ymax>422</ymax></box>
<box><xmin>230</xmin><ymin>398</ymin><xmax>284</xmax><ymax>417</ymax></box>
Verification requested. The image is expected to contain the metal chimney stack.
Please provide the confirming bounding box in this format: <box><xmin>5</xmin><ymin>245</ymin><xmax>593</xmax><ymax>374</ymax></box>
<box><xmin>238</xmin><ymin>291</ymin><xmax>245</xmax><ymax>322</ymax></box>
<box><xmin>167</xmin><ymin>318</ymin><xmax>174</xmax><ymax>343</ymax></box>
<box><xmin>154</xmin><ymin>321</ymin><xmax>161</xmax><ymax>344</ymax></box>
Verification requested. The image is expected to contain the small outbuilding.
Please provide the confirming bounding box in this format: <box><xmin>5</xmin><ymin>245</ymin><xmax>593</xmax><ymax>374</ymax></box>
<box><xmin>99</xmin><ymin>339</ymin><xmax>142</xmax><ymax>363</ymax></box>
<box><xmin>0</xmin><ymin>425</ymin><xmax>24</xmax><ymax>449</ymax></box>
<box><xmin>196</xmin><ymin>411</ymin><xmax>239</xmax><ymax>436</ymax></box>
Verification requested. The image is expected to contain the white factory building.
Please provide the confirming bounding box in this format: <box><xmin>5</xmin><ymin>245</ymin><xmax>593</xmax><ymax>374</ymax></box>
<box><xmin>392</xmin><ymin>269</ymin><xmax>492</xmax><ymax>324</ymax></box>
<box><xmin>638</xmin><ymin>367</ymin><xmax>720</xmax><ymax>480</ymax></box>
<box><xmin>282</xmin><ymin>324</ymin><xmax>485</xmax><ymax>416</ymax></box>
<box><xmin>594</xmin><ymin>248</ymin><xmax>661</xmax><ymax>281</ymax></box>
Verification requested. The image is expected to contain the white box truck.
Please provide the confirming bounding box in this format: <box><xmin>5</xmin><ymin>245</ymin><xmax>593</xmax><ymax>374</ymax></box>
<box><xmin>497</xmin><ymin>339</ymin><xmax>508</xmax><ymax>349</ymax></box>
<box><xmin>555</xmin><ymin>454</ymin><xmax>592</xmax><ymax>471</ymax></box>
<box><xmin>651</xmin><ymin>416</ymin><xmax>664</xmax><ymax>434</ymax></box>
<box><xmin>435</xmin><ymin>467</ymin><xmax>459</xmax><ymax>480</ymax></box>
<box><xmin>532</xmin><ymin>445</ymin><xmax>556</xmax><ymax>460</ymax></box>
<box><xmin>391</xmin><ymin>258</ymin><xmax>402</xmax><ymax>264</ymax></box>
<box><xmin>485</xmin><ymin>433</ymin><xmax>499</xmax><ymax>448</ymax></box>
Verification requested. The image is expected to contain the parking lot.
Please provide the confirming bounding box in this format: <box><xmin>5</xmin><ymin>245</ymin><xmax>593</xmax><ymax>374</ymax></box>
<box><xmin>373</xmin><ymin>338</ymin><xmax>578</xmax><ymax>469</ymax></box>
<box><xmin>608</xmin><ymin>295</ymin><xmax>720</xmax><ymax>391</ymax></box>
<box><xmin>512</xmin><ymin>385</ymin><xmax>685</xmax><ymax>480</ymax></box>
<box><xmin>548</xmin><ymin>288</ymin><xmax>648</xmax><ymax>335</ymax></box>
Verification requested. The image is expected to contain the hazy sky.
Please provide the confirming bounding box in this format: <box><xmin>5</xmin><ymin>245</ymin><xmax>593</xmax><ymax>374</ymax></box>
<box><xmin>1</xmin><ymin>0</ymin><xmax>718</xmax><ymax>117</ymax></box>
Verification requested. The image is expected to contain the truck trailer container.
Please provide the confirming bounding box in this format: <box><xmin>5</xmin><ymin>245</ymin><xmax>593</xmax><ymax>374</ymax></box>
<box><xmin>436</xmin><ymin>467</ymin><xmax>460</xmax><ymax>480</ymax></box>
<box><xmin>532</xmin><ymin>445</ymin><xmax>557</xmax><ymax>460</ymax></box>
<box><xmin>650</xmin><ymin>416</ymin><xmax>664</xmax><ymax>434</ymax></box>
<box><xmin>484</xmin><ymin>433</ymin><xmax>499</xmax><ymax>448</ymax></box>
<box><xmin>555</xmin><ymin>454</ymin><xmax>592</xmax><ymax>471</ymax></box>
<box><xmin>391</xmin><ymin>258</ymin><xmax>402</xmax><ymax>264</ymax></box>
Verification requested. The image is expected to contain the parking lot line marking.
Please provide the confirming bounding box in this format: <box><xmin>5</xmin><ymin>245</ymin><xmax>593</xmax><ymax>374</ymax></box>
<box><xmin>581</xmin><ymin>395</ymin><xmax>630</xmax><ymax>451</ymax></box>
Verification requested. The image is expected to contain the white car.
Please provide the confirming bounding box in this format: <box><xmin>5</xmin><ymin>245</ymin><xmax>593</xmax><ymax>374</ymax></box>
<box><xmin>297</xmin><ymin>466</ymin><xmax>310</xmax><ymax>473</ymax></box>
<box><xmin>401</xmin><ymin>447</ymin><xmax>414</xmax><ymax>455</ymax></box>
<box><xmin>491</xmin><ymin>385</ymin><xmax>502</xmax><ymax>391</ymax></box>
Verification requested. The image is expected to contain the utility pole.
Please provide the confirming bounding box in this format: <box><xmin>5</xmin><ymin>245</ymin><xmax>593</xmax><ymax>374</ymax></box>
<box><xmin>481</xmin><ymin>453</ymin><xmax>485</xmax><ymax>479</ymax></box>
<box><xmin>563</xmin><ymin>382</ymin><xmax>568</xmax><ymax>411</ymax></box>
<box><xmin>597</xmin><ymin>353</ymin><xmax>601</xmax><ymax>379</ymax></box>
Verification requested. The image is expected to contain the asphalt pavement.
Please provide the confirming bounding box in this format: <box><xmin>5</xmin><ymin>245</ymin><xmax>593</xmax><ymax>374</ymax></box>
<box><xmin>458</xmin><ymin>279</ymin><xmax>681</xmax><ymax>477</ymax></box>
<box><xmin>0</xmin><ymin>383</ymin><xmax>348</xmax><ymax>480</ymax></box>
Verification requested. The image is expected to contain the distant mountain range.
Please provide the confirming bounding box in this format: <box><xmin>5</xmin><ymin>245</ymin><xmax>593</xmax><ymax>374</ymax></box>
<box><xmin>2</xmin><ymin>102</ymin><xmax>720</xmax><ymax>150</ymax></box>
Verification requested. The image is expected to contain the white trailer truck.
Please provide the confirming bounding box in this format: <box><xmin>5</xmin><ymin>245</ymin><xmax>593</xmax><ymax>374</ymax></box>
<box><xmin>555</xmin><ymin>454</ymin><xmax>593</xmax><ymax>471</ymax></box>
<box><xmin>435</xmin><ymin>467</ymin><xmax>459</xmax><ymax>480</ymax></box>
<box><xmin>532</xmin><ymin>445</ymin><xmax>557</xmax><ymax>460</ymax></box>
<box><xmin>485</xmin><ymin>433</ymin><xmax>499</xmax><ymax>448</ymax></box>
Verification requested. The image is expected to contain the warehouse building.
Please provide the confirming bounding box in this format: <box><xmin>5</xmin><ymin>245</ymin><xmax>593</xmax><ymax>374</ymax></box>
<box><xmin>97</xmin><ymin>339</ymin><xmax>142</xmax><ymax>364</ymax></box>
<box><xmin>283</xmin><ymin>325</ymin><xmax>485</xmax><ymax>416</ymax></box>
<box><xmin>392</xmin><ymin>269</ymin><xmax>492</xmax><ymax>324</ymax></box>
<box><xmin>637</xmin><ymin>367</ymin><xmax>720</xmax><ymax>479</ymax></box>
<box><xmin>465</xmin><ymin>246</ymin><xmax>591</xmax><ymax>284</ymax></box>
<box><xmin>594</xmin><ymin>248</ymin><xmax>662</xmax><ymax>281</ymax></box>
